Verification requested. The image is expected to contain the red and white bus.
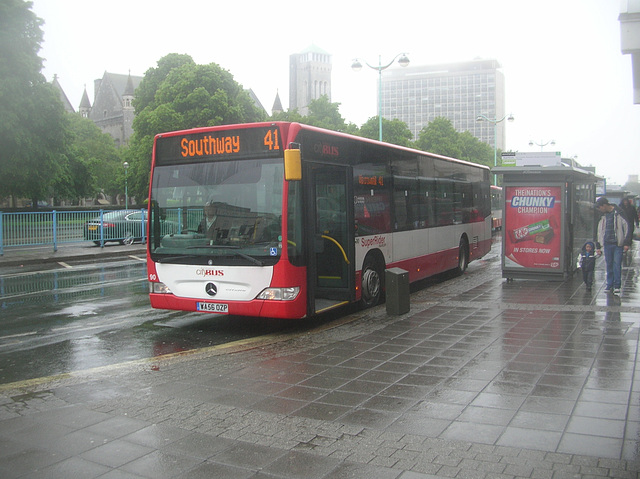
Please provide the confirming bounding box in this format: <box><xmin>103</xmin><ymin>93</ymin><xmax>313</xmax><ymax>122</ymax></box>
<box><xmin>147</xmin><ymin>122</ymin><xmax>492</xmax><ymax>319</ymax></box>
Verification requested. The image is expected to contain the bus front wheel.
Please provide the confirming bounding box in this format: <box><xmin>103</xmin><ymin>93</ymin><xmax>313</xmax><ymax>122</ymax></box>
<box><xmin>361</xmin><ymin>255</ymin><xmax>384</xmax><ymax>308</ymax></box>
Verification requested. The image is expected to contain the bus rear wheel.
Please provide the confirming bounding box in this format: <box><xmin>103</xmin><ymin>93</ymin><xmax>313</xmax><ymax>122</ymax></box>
<box><xmin>455</xmin><ymin>237</ymin><xmax>469</xmax><ymax>276</ymax></box>
<box><xmin>361</xmin><ymin>256</ymin><xmax>384</xmax><ymax>308</ymax></box>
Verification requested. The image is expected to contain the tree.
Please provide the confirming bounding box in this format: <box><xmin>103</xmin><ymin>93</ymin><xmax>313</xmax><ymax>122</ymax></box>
<box><xmin>0</xmin><ymin>0</ymin><xmax>43</xmax><ymax>85</ymax></box>
<box><xmin>0</xmin><ymin>0</ymin><xmax>70</xmax><ymax>207</ymax></box>
<box><xmin>55</xmin><ymin>115</ymin><xmax>121</xmax><ymax>203</ymax></box>
<box><xmin>271</xmin><ymin>108</ymin><xmax>305</xmax><ymax>123</ymax></box>
<box><xmin>303</xmin><ymin>96</ymin><xmax>348</xmax><ymax>131</ymax></box>
<box><xmin>457</xmin><ymin>131</ymin><xmax>495</xmax><ymax>167</ymax></box>
<box><xmin>359</xmin><ymin>116</ymin><xmax>413</xmax><ymax>147</ymax></box>
<box><xmin>414</xmin><ymin>117</ymin><xmax>462</xmax><ymax>158</ymax></box>
<box><xmin>415</xmin><ymin>117</ymin><xmax>496</xmax><ymax>169</ymax></box>
<box><xmin>272</xmin><ymin>100</ymin><xmax>360</xmax><ymax>135</ymax></box>
<box><xmin>133</xmin><ymin>53</ymin><xmax>194</xmax><ymax>113</ymax></box>
<box><xmin>127</xmin><ymin>54</ymin><xmax>267</xmax><ymax>200</ymax></box>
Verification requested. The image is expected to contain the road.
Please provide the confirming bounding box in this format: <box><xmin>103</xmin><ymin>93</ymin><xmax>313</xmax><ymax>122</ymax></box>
<box><xmin>0</xmin><ymin>257</ymin><xmax>326</xmax><ymax>385</ymax></box>
<box><xmin>0</xmin><ymin>241</ymin><xmax>501</xmax><ymax>387</ymax></box>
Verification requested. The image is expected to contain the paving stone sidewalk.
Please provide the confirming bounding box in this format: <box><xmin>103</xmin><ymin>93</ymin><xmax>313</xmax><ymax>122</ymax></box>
<box><xmin>1</xmin><ymin>245</ymin><xmax>639</xmax><ymax>478</ymax></box>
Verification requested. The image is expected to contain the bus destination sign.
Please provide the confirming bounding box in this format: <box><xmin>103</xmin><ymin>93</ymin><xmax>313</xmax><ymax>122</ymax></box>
<box><xmin>156</xmin><ymin>126</ymin><xmax>282</xmax><ymax>164</ymax></box>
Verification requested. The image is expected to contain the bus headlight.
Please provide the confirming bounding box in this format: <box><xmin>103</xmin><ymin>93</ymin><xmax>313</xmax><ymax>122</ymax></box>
<box><xmin>256</xmin><ymin>287</ymin><xmax>300</xmax><ymax>301</ymax></box>
<box><xmin>149</xmin><ymin>282</ymin><xmax>172</xmax><ymax>294</ymax></box>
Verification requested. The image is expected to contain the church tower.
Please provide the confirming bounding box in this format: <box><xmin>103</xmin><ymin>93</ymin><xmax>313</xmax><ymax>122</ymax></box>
<box><xmin>289</xmin><ymin>45</ymin><xmax>332</xmax><ymax>116</ymax></box>
<box><xmin>79</xmin><ymin>85</ymin><xmax>92</xmax><ymax>118</ymax></box>
<box><xmin>122</xmin><ymin>72</ymin><xmax>135</xmax><ymax>143</ymax></box>
<box><xmin>272</xmin><ymin>91</ymin><xmax>283</xmax><ymax>116</ymax></box>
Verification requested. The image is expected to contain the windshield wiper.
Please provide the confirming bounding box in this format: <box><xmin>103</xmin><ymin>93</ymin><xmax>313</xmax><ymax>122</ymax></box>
<box><xmin>186</xmin><ymin>244</ymin><xmax>264</xmax><ymax>266</ymax></box>
<box><xmin>232</xmin><ymin>252</ymin><xmax>264</xmax><ymax>266</ymax></box>
<box><xmin>156</xmin><ymin>254</ymin><xmax>201</xmax><ymax>263</ymax></box>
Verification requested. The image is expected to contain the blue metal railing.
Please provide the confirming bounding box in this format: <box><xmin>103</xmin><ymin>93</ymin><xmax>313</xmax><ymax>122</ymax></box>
<box><xmin>0</xmin><ymin>209</ymin><xmax>147</xmax><ymax>255</ymax></box>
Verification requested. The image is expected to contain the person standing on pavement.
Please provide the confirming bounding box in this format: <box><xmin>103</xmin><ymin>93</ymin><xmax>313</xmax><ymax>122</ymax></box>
<box><xmin>619</xmin><ymin>197</ymin><xmax>638</xmax><ymax>241</ymax></box>
<box><xmin>595</xmin><ymin>197</ymin><xmax>632</xmax><ymax>295</ymax></box>
<box><xmin>578</xmin><ymin>241</ymin><xmax>598</xmax><ymax>292</ymax></box>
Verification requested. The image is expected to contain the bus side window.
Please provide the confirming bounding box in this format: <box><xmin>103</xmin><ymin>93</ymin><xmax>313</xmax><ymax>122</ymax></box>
<box><xmin>419</xmin><ymin>180</ymin><xmax>436</xmax><ymax>227</ymax></box>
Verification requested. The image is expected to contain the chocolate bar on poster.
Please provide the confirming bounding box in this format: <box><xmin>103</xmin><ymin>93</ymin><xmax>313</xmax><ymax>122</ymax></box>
<box><xmin>534</xmin><ymin>228</ymin><xmax>554</xmax><ymax>244</ymax></box>
<box><xmin>508</xmin><ymin>218</ymin><xmax>554</xmax><ymax>243</ymax></box>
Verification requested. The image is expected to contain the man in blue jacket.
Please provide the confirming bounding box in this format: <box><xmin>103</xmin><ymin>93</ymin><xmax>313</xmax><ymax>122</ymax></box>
<box><xmin>596</xmin><ymin>197</ymin><xmax>632</xmax><ymax>295</ymax></box>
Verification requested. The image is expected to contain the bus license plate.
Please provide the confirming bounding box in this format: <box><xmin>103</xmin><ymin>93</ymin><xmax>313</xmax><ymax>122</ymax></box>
<box><xmin>197</xmin><ymin>302</ymin><xmax>228</xmax><ymax>314</ymax></box>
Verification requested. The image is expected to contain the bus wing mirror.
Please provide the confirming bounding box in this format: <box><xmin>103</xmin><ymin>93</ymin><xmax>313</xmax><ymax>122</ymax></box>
<box><xmin>284</xmin><ymin>149</ymin><xmax>302</xmax><ymax>181</ymax></box>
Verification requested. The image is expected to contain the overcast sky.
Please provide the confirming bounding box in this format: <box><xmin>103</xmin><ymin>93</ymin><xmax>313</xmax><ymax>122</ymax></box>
<box><xmin>31</xmin><ymin>0</ymin><xmax>639</xmax><ymax>187</ymax></box>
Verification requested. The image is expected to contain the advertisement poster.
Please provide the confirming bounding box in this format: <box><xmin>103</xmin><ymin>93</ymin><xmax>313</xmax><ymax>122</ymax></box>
<box><xmin>503</xmin><ymin>186</ymin><xmax>562</xmax><ymax>269</ymax></box>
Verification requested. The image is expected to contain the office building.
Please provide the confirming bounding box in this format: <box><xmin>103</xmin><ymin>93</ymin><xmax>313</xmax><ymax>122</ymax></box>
<box><xmin>619</xmin><ymin>1</ymin><xmax>640</xmax><ymax>104</ymax></box>
<box><xmin>381</xmin><ymin>58</ymin><xmax>506</xmax><ymax>150</ymax></box>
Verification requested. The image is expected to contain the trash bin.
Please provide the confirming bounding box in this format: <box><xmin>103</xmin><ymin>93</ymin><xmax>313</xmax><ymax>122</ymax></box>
<box><xmin>385</xmin><ymin>267</ymin><xmax>409</xmax><ymax>315</ymax></box>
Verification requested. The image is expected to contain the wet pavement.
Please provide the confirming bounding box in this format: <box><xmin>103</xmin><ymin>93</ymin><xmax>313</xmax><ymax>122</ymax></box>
<box><xmin>0</xmin><ymin>242</ymin><xmax>148</xmax><ymax>272</ymax></box>
<box><xmin>1</xmin><ymin>242</ymin><xmax>640</xmax><ymax>478</ymax></box>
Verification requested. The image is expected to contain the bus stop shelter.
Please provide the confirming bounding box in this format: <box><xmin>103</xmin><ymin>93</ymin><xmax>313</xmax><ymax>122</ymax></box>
<box><xmin>494</xmin><ymin>153</ymin><xmax>602</xmax><ymax>281</ymax></box>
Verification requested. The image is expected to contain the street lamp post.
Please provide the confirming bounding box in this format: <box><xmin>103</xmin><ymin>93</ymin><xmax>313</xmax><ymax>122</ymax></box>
<box><xmin>476</xmin><ymin>113</ymin><xmax>514</xmax><ymax>185</ymax></box>
<box><xmin>352</xmin><ymin>53</ymin><xmax>410</xmax><ymax>141</ymax></box>
<box><xmin>529</xmin><ymin>139</ymin><xmax>555</xmax><ymax>151</ymax></box>
<box><xmin>123</xmin><ymin>161</ymin><xmax>129</xmax><ymax>209</ymax></box>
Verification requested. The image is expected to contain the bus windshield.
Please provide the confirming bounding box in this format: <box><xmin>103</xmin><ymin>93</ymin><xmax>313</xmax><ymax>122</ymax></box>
<box><xmin>149</xmin><ymin>158</ymin><xmax>284</xmax><ymax>266</ymax></box>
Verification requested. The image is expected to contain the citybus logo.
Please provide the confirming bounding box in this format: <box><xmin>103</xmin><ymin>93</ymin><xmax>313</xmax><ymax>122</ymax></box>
<box><xmin>314</xmin><ymin>142</ymin><xmax>339</xmax><ymax>157</ymax></box>
<box><xmin>196</xmin><ymin>268</ymin><xmax>225</xmax><ymax>277</ymax></box>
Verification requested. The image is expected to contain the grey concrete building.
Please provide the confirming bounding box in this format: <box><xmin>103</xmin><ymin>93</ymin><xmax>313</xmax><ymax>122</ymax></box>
<box><xmin>620</xmin><ymin>0</ymin><xmax>640</xmax><ymax>104</ymax></box>
<box><xmin>289</xmin><ymin>45</ymin><xmax>332</xmax><ymax>116</ymax></box>
<box><xmin>380</xmin><ymin>58</ymin><xmax>507</xmax><ymax>150</ymax></box>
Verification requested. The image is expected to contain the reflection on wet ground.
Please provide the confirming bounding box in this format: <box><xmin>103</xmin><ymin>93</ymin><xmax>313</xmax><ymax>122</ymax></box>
<box><xmin>0</xmin><ymin>260</ymin><xmax>342</xmax><ymax>385</ymax></box>
<box><xmin>178</xmin><ymin>244</ymin><xmax>639</xmax><ymax>461</ymax></box>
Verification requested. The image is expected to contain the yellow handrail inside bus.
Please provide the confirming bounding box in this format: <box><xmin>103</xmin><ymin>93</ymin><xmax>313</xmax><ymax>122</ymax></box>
<box><xmin>321</xmin><ymin>235</ymin><xmax>350</xmax><ymax>264</ymax></box>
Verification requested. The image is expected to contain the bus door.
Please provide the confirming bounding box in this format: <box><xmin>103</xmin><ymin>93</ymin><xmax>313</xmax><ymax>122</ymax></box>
<box><xmin>305</xmin><ymin>164</ymin><xmax>354</xmax><ymax>314</ymax></box>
